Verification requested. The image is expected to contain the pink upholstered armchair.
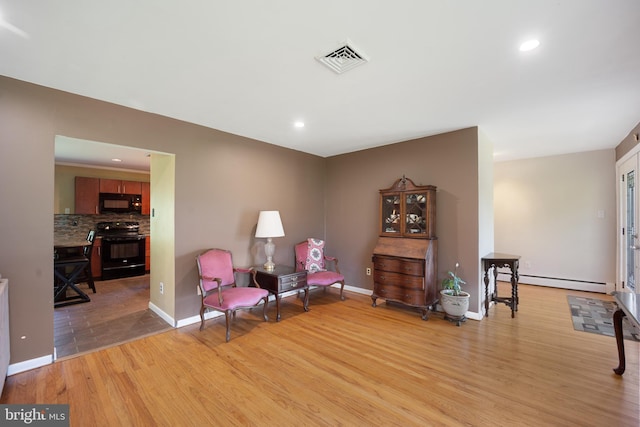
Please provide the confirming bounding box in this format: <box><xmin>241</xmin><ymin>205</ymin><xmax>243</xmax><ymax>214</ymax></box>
<box><xmin>196</xmin><ymin>248</ymin><xmax>269</xmax><ymax>342</ymax></box>
<box><xmin>295</xmin><ymin>238</ymin><xmax>345</xmax><ymax>301</ymax></box>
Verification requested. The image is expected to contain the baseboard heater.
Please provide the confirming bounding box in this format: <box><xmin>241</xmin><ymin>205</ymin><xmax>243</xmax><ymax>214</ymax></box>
<box><xmin>495</xmin><ymin>271</ymin><xmax>606</xmax><ymax>293</ymax></box>
<box><xmin>0</xmin><ymin>276</ymin><xmax>9</xmax><ymax>396</ymax></box>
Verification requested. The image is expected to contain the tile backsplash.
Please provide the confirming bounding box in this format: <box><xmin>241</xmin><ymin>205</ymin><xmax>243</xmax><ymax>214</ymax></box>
<box><xmin>54</xmin><ymin>214</ymin><xmax>150</xmax><ymax>239</ymax></box>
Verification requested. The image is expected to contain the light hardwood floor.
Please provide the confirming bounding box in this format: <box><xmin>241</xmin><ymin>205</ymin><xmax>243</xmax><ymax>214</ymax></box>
<box><xmin>2</xmin><ymin>284</ymin><xmax>638</xmax><ymax>426</ymax></box>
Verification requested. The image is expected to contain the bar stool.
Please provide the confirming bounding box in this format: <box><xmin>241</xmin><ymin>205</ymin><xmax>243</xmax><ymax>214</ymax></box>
<box><xmin>75</xmin><ymin>230</ymin><xmax>97</xmax><ymax>293</ymax></box>
<box><xmin>54</xmin><ymin>255</ymin><xmax>91</xmax><ymax>307</ymax></box>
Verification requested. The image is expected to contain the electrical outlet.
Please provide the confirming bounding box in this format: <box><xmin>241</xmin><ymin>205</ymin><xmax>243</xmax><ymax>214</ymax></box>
<box><xmin>159</xmin><ymin>282</ymin><xmax>164</xmax><ymax>294</ymax></box>
<box><xmin>366</xmin><ymin>267</ymin><xmax>372</xmax><ymax>276</ymax></box>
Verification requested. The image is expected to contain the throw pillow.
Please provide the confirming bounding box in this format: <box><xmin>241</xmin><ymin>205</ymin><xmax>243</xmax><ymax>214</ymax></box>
<box><xmin>306</xmin><ymin>238</ymin><xmax>326</xmax><ymax>272</ymax></box>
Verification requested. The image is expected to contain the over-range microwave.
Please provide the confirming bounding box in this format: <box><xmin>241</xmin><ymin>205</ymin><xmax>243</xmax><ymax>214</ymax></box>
<box><xmin>99</xmin><ymin>193</ymin><xmax>142</xmax><ymax>214</ymax></box>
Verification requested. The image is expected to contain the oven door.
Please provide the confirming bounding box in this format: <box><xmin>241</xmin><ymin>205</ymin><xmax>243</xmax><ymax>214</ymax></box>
<box><xmin>101</xmin><ymin>237</ymin><xmax>146</xmax><ymax>280</ymax></box>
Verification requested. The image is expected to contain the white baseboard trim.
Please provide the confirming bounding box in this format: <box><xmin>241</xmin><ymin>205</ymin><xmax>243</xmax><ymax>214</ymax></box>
<box><xmin>148</xmin><ymin>302</ymin><xmax>177</xmax><ymax>327</ymax></box>
<box><xmin>350</xmin><ymin>283</ymin><xmax>484</xmax><ymax>321</ymax></box>
<box><xmin>175</xmin><ymin>292</ymin><xmax>287</xmax><ymax>328</ymax></box>
<box><xmin>515</xmin><ymin>276</ymin><xmax>606</xmax><ymax>293</ymax></box>
<box><xmin>495</xmin><ymin>272</ymin><xmax>608</xmax><ymax>293</ymax></box>
<box><xmin>465</xmin><ymin>311</ymin><xmax>483</xmax><ymax>321</ymax></box>
<box><xmin>343</xmin><ymin>284</ymin><xmax>371</xmax><ymax>295</ymax></box>
<box><xmin>7</xmin><ymin>354</ymin><xmax>53</xmax><ymax>376</ymax></box>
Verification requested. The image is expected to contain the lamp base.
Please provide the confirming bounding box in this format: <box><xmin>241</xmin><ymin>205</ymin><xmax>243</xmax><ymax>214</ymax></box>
<box><xmin>264</xmin><ymin>238</ymin><xmax>276</xmax><ymax>271</ymax></box>
<box><xmin>263</xmin><ymin>260</ymin><xmax>275</xmax><ymax>271</ymax></box>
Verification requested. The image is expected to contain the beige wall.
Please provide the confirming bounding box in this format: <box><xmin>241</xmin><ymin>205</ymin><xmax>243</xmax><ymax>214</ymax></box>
<box><xmin>149</xmin><ymin>153</ymin><xmax>176</xmax><ymax>319</ymax></box>
<box><xmin>494</xmin><ymin>149</ymin><xmax>616</xmax><ymax>290</ymax></box>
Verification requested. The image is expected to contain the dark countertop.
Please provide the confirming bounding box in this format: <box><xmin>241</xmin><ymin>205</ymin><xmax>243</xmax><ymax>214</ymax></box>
<box><xmin>54</xmin><ymin>237</ymin><xmax>92</xmax><ymax>248</ymax></box>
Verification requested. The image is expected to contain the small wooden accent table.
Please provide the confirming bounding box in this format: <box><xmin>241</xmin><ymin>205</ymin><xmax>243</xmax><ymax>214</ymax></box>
<box><xmin>482</xmin><ymin>253</ymin><xmax>520</xmax><ymax>318</ymax></box>
<box><xmin>253</xmin><ymin>266</ymin><xmax>308</xmax><ymax>321</ymax></box>
<box><xmin>612</xmin><ymin>291</ymin><xmax>640</xmax><ymax>375</ymax></box>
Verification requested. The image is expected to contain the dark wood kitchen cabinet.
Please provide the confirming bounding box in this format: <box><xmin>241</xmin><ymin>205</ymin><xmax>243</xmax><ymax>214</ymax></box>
<box><xmin>74</xmin><ymin>176</ymin><xmax>149</xmax><ymax>215</ymax></box>
<box><xmin>91</xmin><ymin>237</ymin><xmax>102</xmax><ymax>279</ymax></box>
<box><xmin>145</xmin><ymin>236</ymin><xmax>150</xmax><ymax>272</ymax></box>
<box><xmin>75</xmin><ymin>177</ymin><xmax>100</xmax><ymax>214</ymax></box>
<box><xmin>371</xmin><ymin>177</ymin><xmax>438</xmax><ymax>320</ymax></box>
<box><xmin>99</xmin><ymin>179</ymin><xmax>142</xmax><ymax>195</ymax></box>
<box><xmin>141</xmin><ymin>182</ymin><xmax>150</xmax><ymax>215</ymax></box>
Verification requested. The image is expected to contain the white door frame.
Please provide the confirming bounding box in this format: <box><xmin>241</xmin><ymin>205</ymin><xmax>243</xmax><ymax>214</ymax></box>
<box><xmin>616</xmin><ymin>149</ymin><xmax>640</xmax><ymax>293</ymax></box>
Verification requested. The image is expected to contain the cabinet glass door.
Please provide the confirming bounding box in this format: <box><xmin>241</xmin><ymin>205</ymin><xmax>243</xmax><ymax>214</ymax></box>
<box><xmin>405</xmin><ymin>192</ymin><xmax>427</xmax><ymax>236</ymax></box>
<box><xmin>382</xmin><ymin>195</ymin><xmax>401</xmax><ymax>234</ymax></box>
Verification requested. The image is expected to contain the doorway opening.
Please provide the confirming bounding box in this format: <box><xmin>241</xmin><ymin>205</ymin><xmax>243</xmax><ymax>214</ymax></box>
<box><xmin>54</xmin><ymin>136</ymin><xmax>175</xmax><ymax>359</ymax></box>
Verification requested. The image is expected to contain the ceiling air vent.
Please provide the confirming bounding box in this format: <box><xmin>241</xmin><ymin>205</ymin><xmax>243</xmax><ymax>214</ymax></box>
<box><xmin>316</xmin><ymin>39</ymin><xmax>369</xmax><ymax>74</ymax></box>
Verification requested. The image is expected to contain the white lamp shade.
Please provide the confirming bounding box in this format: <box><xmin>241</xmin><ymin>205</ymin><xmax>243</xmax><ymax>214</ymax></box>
<box><xmin>255</xmin><ymin>211</ymin><xmax>285</xmax><ymax>238</ymax></box>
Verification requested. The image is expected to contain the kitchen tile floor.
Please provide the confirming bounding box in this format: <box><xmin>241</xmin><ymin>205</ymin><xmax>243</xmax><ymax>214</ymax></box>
<box><xmin>54</xmin><ymin>274</ymin><xmax>172</xmax><ymax>359</ymax></box>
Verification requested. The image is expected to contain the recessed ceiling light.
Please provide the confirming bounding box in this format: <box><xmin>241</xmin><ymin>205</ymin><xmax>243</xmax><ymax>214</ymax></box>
<box><xmin>519</xmin><ymin>39</ymin><xmax>540</xmax><ymax>52</ymax></box>
<box><xmin>294</xmin><ymin>121</ymin><xmax>305</xmax><ymax>128</ymax></box>
<box><xmin>111</xmin><ymin>158</ymin><xmax>122</xmax><ymax>162</ymax></box>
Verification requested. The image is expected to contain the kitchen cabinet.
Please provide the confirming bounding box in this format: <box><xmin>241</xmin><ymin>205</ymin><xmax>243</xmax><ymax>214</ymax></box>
<box><xmin>371</xmin><ymin>176</ymin><xmax>438</xmax><ymax>319</ymax></box>
<box><xmin>74</xmin><ymin>176</ymin><xmax>149</xmax><ymax>215</ymax></box>
<box><xmin>75</xmin><ymin>177</ymin><xmax>100</xmax><ymax>214</ymax></box>
<box><xmin>145</xmin><ymin>237</ymin><xmax>150</xmax><ymax>272</ymax></box>
<box><xmin>91</xmin><ymin>237</ymin><xmax>102</xmax><ymax>279</ymax></box>
<box><xmin>99</xmin><ymin>179</ymin><xmax>142</xmax><ymax>195</ymax></box>
<box><xmin>141</xmin><ymin>182</ymin><xmax>150</xmax><ymax>215</ymax></box>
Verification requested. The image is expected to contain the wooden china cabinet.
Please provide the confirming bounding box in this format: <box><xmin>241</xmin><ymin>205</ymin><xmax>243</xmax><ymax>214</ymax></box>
<box><xmin>371</xmin><ymin>176</ymin><xmax>438</xmax><ymax>320</ymax></box>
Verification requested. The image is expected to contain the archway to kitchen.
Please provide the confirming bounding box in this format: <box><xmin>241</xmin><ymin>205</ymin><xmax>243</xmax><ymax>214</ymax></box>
<box><xmin>54</xmin><ymin>136</ymin><xmax>176</xmax><ymax>359</ymax></box>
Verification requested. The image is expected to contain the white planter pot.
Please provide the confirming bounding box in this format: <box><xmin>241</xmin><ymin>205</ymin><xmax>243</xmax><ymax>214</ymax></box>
<box><xmin>440</xmin><ymin>290</ymin><xmax>470</xmax><ymax>326</ymax></box>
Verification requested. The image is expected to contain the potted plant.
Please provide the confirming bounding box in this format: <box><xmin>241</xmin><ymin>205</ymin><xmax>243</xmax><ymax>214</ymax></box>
<box><xmin>440</xmin><ymin>263</ymin><xmax>470</xmax><ymax>326</ymax></box>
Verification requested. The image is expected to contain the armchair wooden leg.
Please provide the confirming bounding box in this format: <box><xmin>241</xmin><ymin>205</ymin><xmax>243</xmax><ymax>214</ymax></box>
<box><xmin>339</xmin><ymin>281</ymin><xmax>345</xmax><ymax>301</ymax></box>
<box><xmin>262</xmin><ymin>296</ymin><xmax>269</xmax><ymax>322</ymax></box>
<box><xmin>199</xmin><ymin>306</ymin><xmax>206</xmax><ymax>331</ymax></box>
<box><xmin>225</xmin><ymin>310</ymin><xmax>232</xmax><ymax>342</ymax></box>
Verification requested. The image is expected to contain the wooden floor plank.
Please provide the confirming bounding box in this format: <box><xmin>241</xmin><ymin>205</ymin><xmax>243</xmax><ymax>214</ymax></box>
<box><xmin>2</xmin><ymin>284</ymin><xmax>638</xmax><ymax>426</ymax></box>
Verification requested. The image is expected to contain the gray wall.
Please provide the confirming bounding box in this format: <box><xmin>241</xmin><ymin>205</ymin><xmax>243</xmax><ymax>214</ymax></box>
<box><xmin>0</xmin><ymin>76</ymin><xmax>326</xmax><ymax>365</ymax></box>
<box><xmin>1</xmin><ymin>76</ymin><xmax>486</xmax><ymax>367</ymax></box>
<box><xmin>326</xmin><ymin>127</ymin><xmax>486</xmax><ymax>311</ymax></box>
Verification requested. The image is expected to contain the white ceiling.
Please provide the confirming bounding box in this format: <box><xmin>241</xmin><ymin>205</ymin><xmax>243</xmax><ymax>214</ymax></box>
<box><xmin>55</xmin><ymin>135</ymin><xmax>152</xmax><ymax>172</ymax></box>
<box><xmin>2</xmin><ymin>1</ymin><xmax>640</xmax><ymax>170</ymax></box>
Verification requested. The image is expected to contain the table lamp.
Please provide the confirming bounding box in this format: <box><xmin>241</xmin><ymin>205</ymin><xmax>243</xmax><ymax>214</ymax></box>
<box><xmin>255</xmin><ymin>210</ymin><xmax>285</xmax><ymax>271</ymax></box>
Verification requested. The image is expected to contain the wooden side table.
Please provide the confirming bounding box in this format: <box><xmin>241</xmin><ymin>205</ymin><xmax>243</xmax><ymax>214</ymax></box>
<box><xmin>253</xmin><ymin>266</ymin><xmax>308</xmax><ymax>321</ymax></box>
<box><xmin>612</xmin><ymin>291</ymin><xmax>640</xmax><ymax>375</ymax></box>
<box><xmin>482</xmin><ymin>253</ymin><xmax>520</xmax><ymax>318</ymax></box>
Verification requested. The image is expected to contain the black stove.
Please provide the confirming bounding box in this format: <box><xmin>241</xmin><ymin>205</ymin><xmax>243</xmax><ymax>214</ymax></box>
<box><xmin>96</xmin><ymin>221</ymin><xmax>145</xmax><ymax>240</ymax></box>
<box><xmin>96</xmin><ymin>221</ymin><xmax>146</xmax><ymax>279</ymax></box>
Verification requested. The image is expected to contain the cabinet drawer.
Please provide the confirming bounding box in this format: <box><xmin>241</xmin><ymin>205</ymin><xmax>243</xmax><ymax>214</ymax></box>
<box><xmin>373</xmin><ymin>256</ymin><xmax>424</xmax><ymax>276</ymax></box>
<box><xmin>373</xmin><ymin>284</ymin><xmax>425</xmax><ymax>306</ymax></box>
<box><xmin>279</xmin><ymin>273</ymin><xmax>307</xmax><ymax>292</ymax></box>
<box><xmin>374</xmin><ymin>270</ymin><xmax>424</xmax><ymax>290</ymax></box>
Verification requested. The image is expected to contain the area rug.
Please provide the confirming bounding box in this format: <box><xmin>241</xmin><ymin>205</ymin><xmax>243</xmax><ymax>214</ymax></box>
<box><xmin>567</xmin><ymin>295</ymin><xmax>639</xmax><ymax>341</ymax></box>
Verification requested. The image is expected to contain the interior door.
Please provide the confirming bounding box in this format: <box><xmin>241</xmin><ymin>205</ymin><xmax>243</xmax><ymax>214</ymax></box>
<box><xmin>619</xmin><ymin>155</ymin><xmax>637</xmax><ymax>293</ymax></box>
